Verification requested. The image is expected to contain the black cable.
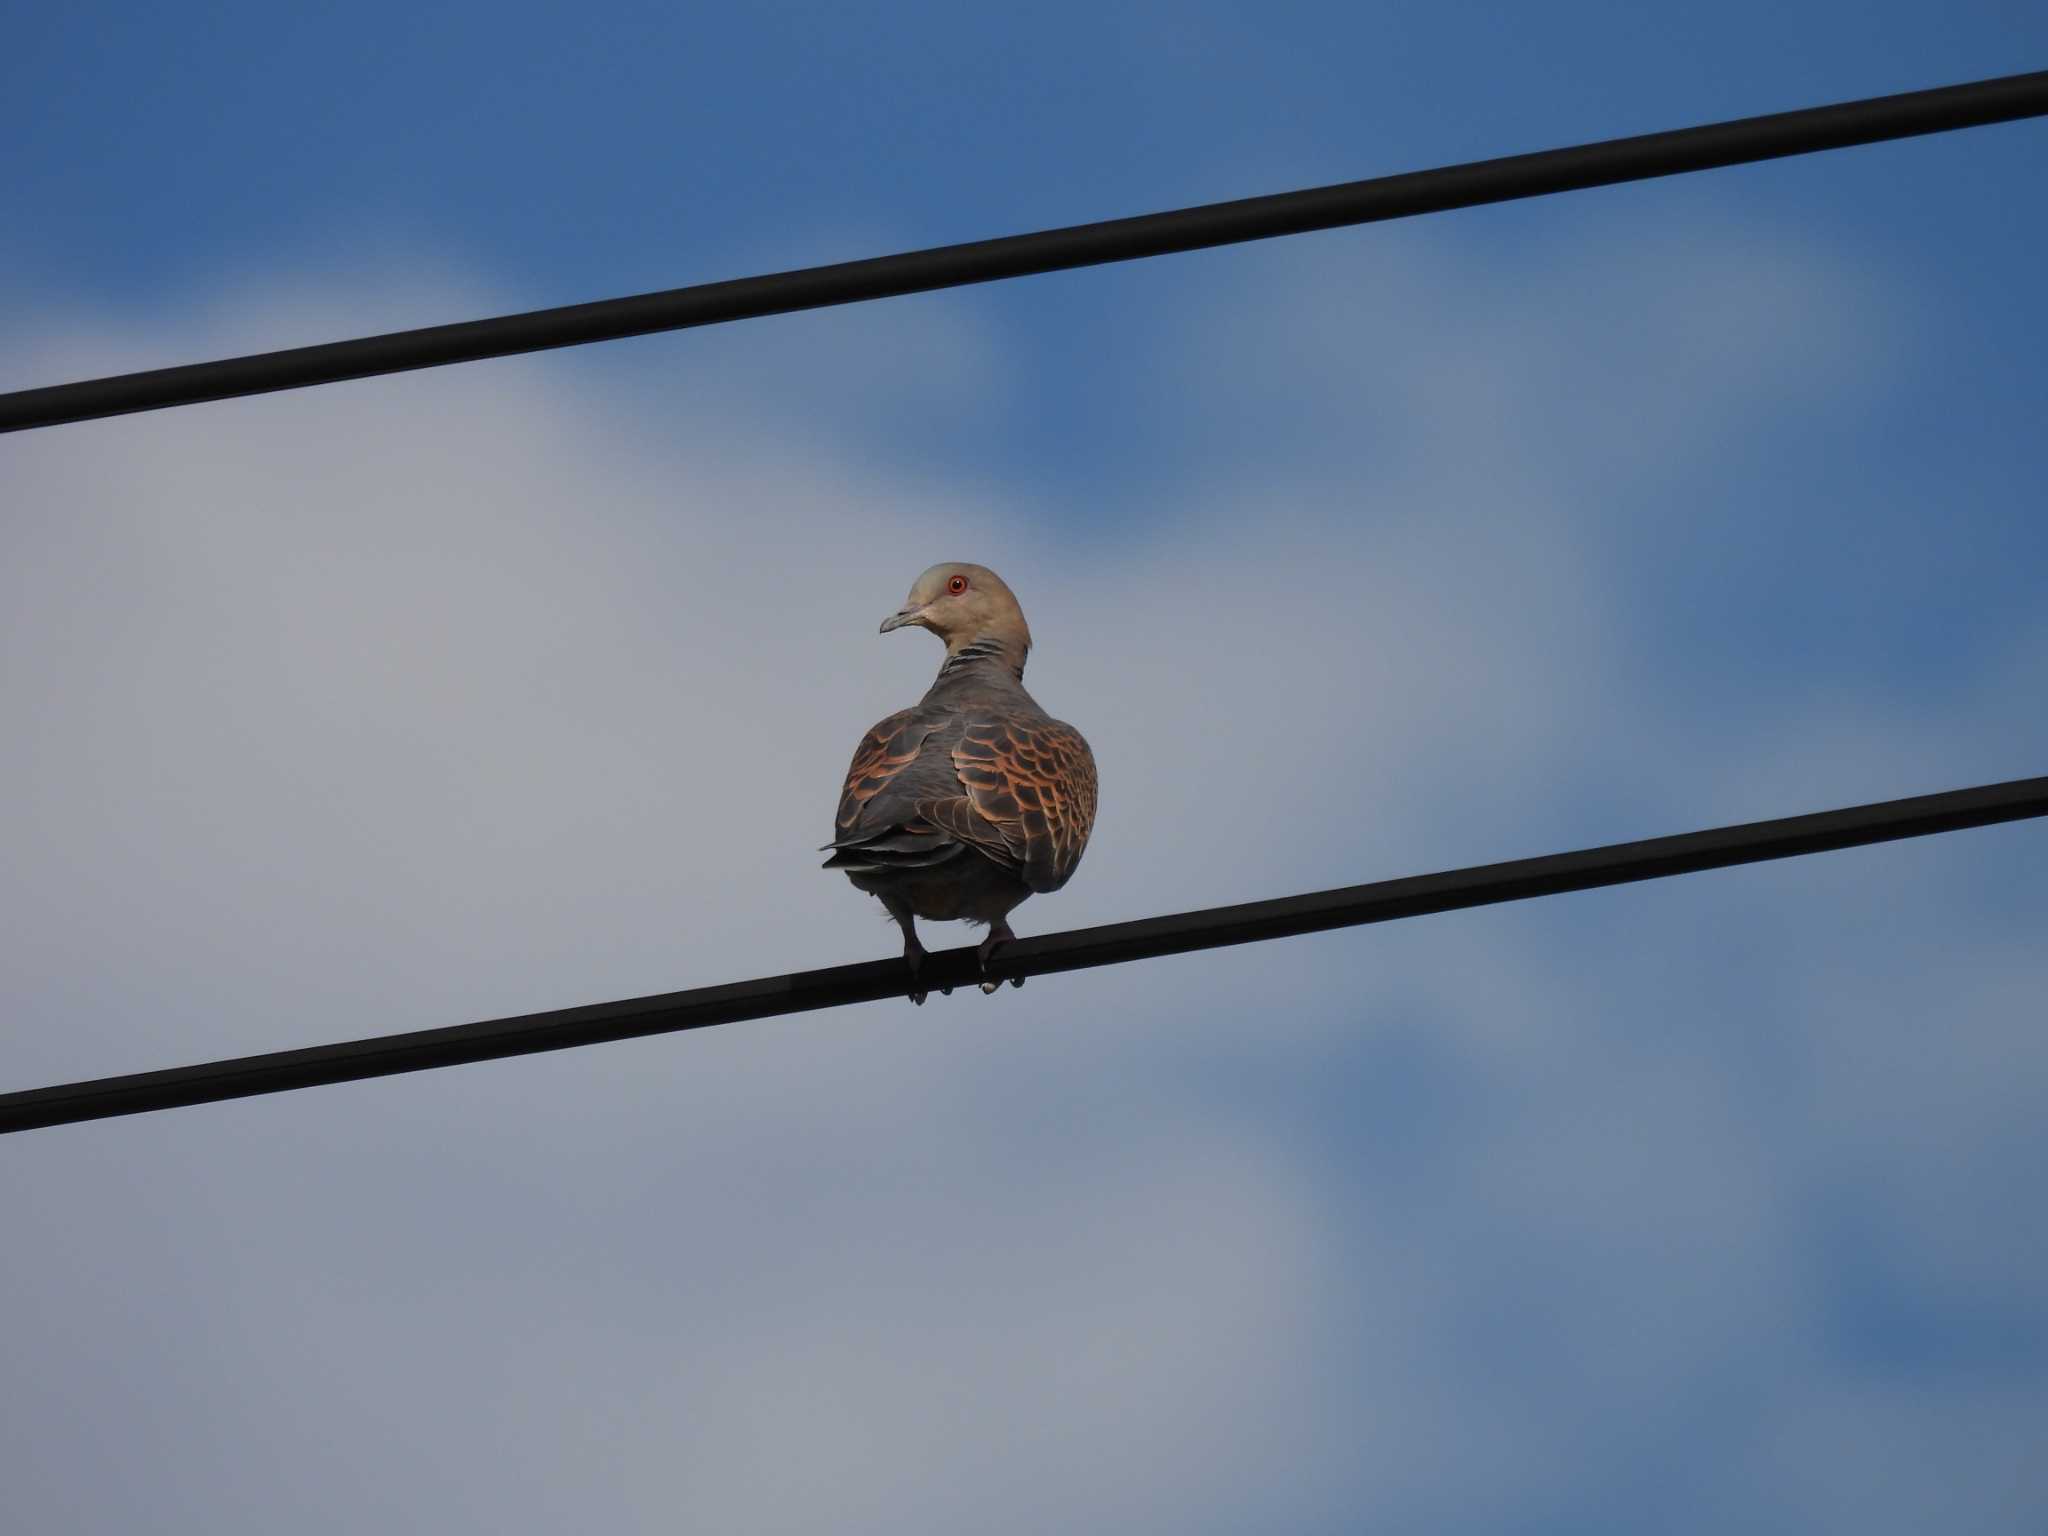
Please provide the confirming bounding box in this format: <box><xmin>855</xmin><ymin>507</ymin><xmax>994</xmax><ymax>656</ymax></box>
<box><xmin>5</xmin><ymin>70</ymin><xmax>2046</xmax><ymax>435</ymax></box>
<box><xmin>2</xmin><ymin>775</ymin><xmax>2040</xmax><ymax>1134</ymax></box>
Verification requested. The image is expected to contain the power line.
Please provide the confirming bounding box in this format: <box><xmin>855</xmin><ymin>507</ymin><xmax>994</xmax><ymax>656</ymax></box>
<box><xmin>5</xmin><ymin>70</ymin><xmax>2045</xmax><ymax>435</ymax></box>
<box><xmin>2</xmin><ymin>775</ymin><xmax>2040</xmax><ymax>1135</ymax></box>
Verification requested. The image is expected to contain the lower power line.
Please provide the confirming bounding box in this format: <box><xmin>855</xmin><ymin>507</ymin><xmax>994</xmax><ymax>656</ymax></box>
<box><xmin>1</xmin><ymin>774</ymin><xmax>2041</xmax><ymax>1134</ymax></box>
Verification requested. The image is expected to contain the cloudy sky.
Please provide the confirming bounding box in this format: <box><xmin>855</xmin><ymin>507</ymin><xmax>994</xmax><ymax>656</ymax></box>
<box><xmin>3</xmin><ymin>4</ymin><xmax>2044</xmax><ymax>1531</ymax></box>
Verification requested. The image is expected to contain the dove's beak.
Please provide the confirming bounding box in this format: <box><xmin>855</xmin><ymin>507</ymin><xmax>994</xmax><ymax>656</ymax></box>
<box><xmin>879</xmin><ymin>606</ymin><xmax>926</xmax><ymax>634</ymax></box>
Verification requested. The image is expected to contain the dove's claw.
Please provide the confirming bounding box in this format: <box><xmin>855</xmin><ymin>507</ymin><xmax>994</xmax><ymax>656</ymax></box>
<box><xmin>888</xmin><ymin>904</ymin><xmax>933</xmax><ymax>1007</ymax></box>
<box><xmin>974</xmin><ymin>921</ymin><xmax>1019</xmax><ymax>998</ymax></box>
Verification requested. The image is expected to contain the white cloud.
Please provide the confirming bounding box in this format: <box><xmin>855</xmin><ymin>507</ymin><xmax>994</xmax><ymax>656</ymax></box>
<box><xmin>1</xmin><ymin>211</ymin><xmax>2042</xmax><ymax>1533</ymax></box>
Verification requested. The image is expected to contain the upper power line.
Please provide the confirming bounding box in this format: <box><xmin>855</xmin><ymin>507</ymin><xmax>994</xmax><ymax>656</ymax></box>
<box><xmin>2</xmin><ymin>775</ymin><xmax>2041</xmax><ymax>1135</ymax></box>
<box><xmin>3</xmin><ymin>69</ymin><xmax>2045</xmax><ymax>434</ymax></box>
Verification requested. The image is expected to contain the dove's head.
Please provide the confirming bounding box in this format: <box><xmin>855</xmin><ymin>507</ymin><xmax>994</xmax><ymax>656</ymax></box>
<box><xmin>880</xmin><ymin>562</ymin><xmax>1032</xmax><ymax>663</ymax></box>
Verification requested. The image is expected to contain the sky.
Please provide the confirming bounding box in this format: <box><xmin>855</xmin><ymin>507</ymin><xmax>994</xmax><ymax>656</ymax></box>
<box><xmin>2</xmin><ymin>3</ymin><xmax>2045</xmax><ymax>1531</ymax></box>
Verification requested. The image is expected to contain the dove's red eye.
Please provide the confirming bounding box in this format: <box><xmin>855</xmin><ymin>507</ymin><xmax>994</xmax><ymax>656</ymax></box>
<box><xmin>946</xmin><ymin>574</ymin><xmax>969</xmax><ymax>595</ymax></box>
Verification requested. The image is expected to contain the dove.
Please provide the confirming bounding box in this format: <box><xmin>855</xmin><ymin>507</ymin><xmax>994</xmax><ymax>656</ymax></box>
<box><xmin>824</xmin><ymin>563</ymin><xmax>1098</xmax><ymax>1003</ymax></box>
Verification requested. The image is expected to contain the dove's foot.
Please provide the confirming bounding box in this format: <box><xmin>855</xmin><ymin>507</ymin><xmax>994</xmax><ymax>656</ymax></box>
<box><xmin>884</xmin><ymin>899</ymin><xmax>934</xmax><ymax>1006</ymax></box>
<box><xmin>904</xmin><ymin>950</ymin><xmax>954</xmax><ymax>1005</ymax></box>
<box><xmin>906</xmin><ymin>945</ymin><xmax>935</xmax><ymax>1007</ymax></box>
<box><xmin>977</xmin><ymin>922</ymin><xmax>1023</xmax><ymax>995</ymax></box>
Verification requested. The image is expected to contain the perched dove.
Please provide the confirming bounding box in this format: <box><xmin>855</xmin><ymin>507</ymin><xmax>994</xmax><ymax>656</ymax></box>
<box><xmin>824</xmin><ymin>563</ymin><xmax>1098</xmax><ymax>1003</ymax></box>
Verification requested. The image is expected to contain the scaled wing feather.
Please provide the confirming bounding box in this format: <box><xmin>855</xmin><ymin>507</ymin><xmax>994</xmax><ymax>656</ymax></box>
<box><xmin>917</xmin><ymin>717</ymin><xmax>1097</xmax><ymax>892</ymax></box>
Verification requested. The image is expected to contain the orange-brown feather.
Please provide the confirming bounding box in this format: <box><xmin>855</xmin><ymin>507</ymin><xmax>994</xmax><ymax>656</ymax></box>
<box><xmin>914</xmin><ymin>717</ymin><xmax>1097</xmax><ymax>893</ymax></box>
<box><xmin>835</xmin><ymin>710</ymin><xmax>937</xmax><ymax>832</ymax></box>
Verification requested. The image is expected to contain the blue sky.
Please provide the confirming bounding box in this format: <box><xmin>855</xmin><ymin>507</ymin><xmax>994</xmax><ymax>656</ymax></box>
<box><xmin>3</xmin><ymin>5</ymin><xmax>2045</xmax><ymax>1532</ymax></box>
